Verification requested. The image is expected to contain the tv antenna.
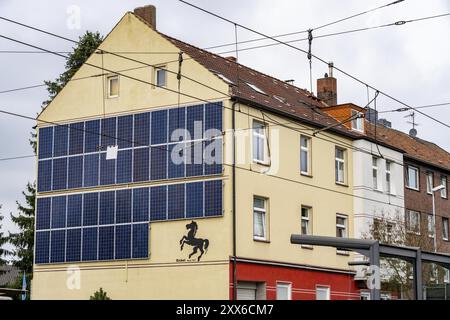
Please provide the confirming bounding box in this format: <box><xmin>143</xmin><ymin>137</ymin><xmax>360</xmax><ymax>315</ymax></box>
<box><xmin>405</xmin><ymin>111</ymin><xmax>420</xmax><ymax>137</ymax></box>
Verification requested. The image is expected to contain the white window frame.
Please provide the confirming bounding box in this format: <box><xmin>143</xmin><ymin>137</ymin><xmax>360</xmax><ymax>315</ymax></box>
<box><xmin>316</xmin><ymin>285</ymin><xmax>331</xmax><ymax>300</ymax></box>
<box><xmin>300</xmin><ymin>135</ymin><xmax>311</xmax><ymax>175</ymax></box>
<box><xmin>107</xmin><ymin>75</ymin><xmax>119</xmax><ymax>98</ymax></box>
<box><xmin>336</xmin><ymin>214</ymin><xmax>348</xmax><ymax>238</ymax></box>
<box><xmin>372</xmin><ymin>157</ymin><xmax>379</xmax><ymax>190</ymax></box>
<box><xmin>351</xmin><ymin>110</ymin><xmax>364</xmax><ymax>132</ymax></box>
<box><xmin>386</xmin><ymin>160</ymin><xmax>392</xmax><ymax>194</ymax></box>
<box><xmin>440</xmin><ymin>176</ymin><xmax>447</xmax><ymax>198</ymax></box>
<box><xmin>426</xmin><ymin>171</ymin><xmax>433</xmax><ymax>195</ymax></box>
<box><xmin>360</xmin><ymin>291</ymin><xmax>371</xmax><ymax>300</ymax></box>
<box><xmin>428</xmin><ymin>214</ymin><xmax>435</xmax><ymax>238</ymax></box>
<box><xmin>276</xmin><ymin>282</ymin><xmax>292</xmax><ymax>300</ymax></box>
<box><xmin>407</xmin><ymin>210</ymin><xmax>421</xmax><ymax>235</ymax></box>
<box><xmin>442</xmin><ymin>217</ymin><xmax>449</xmax><ymax>241</ymax></box>
<box><xmin>252</xmin><ymin>120</ymin><xmax>268</xmax><ymax>164</ymax></box>
<box><xmin>444</xmin><ymin>269</ymin><xmax>450</xmax><ymax>284</ymax></box>
<box><xmin>335</xmin><ymin>147</ymin><xmax>346</xmax><ymax>185</ymax></box>
<box><xmin>253</xmin><ymin>197</ymin><xmax>267</xmax><ymax>241</ymax></box>
<box><xmin>155</xmin><ymin>65</ymin><xmax>167</xmax><ymax>88</ymax></box>
<box><xmin>301</xmin><ymin>206</ymin><xmax>312</xmax><ymax>236</ymax></box>
<box><xmin>406</xmin><ymin>166</ymin><xmax>419</xmax><ymax>190</ymax></box>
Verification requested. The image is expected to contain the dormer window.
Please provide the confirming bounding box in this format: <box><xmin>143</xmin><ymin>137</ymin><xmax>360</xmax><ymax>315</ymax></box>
<box><xmin>351</xmin><ymin>110</ymin><xmax>364</xmax><ymax>132</ymax></box>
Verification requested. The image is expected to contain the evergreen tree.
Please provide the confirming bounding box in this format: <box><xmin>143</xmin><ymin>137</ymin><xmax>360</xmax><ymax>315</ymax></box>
<box><xmin>90</xmin><ymin>288</ymin><xmax>111</xmax><ymax>300</ymax></box>
<box><xmin>0</xmin><ymin>207</ymin><xmax>10</xmax><ymax>265</ymax></box>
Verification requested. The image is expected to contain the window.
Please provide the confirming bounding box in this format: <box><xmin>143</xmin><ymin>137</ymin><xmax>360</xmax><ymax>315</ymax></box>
<box><xmin>316</xmin><ymin>286</ymin><xmax>330</xmax><ymax>300</ymax></box>
<box><xmin>407</xmin><ymin>210</ymin><xmax>420</xmax><ymax>234</ymax></box>
<box><xmin>443</xmin><ymin>217</ymin><xmax>449</xmax><ymax>241</ymax></box>
<box><xmin>386</xmin><ymin>160</ymin><xmax>392</xmax><ymax>194</ymax></box>
<box><xmin>351</xmin><ymin>110</ymin><xmax>364</xmax><ymax>132</ymax></box>
<box><xmin>444</xmin><ymin>269</ymin><xmax>450</xmax><ymax>284</ymax></box>
<box><xmin>236</xmin><ymin>282</ymin><xmax>266</xmax><ymax>300</ymax></box>
<box><xmin>360</xmin><ymin>291</ymin><xmax>371</xmax><ymax>300</ymax></box>
<box><xmin>107</xmin><ymin>75</ymin><xmax>119</xmax><ymax>98</ymax></box>
<box><xmin>335</xmin><ymin>147</ymin><xmax>346</xmax><ymax>184</ymax></box>
<box><xmin>441</xmin><ymin>176</ymin><xmax>447</xmax><ymax>198</ymax></box>
<box><xmin>300</xmin><ymin>136</ymin><xmax>311</xmax><ymax>175</ymax></box>
<box><xmin>372</xmin><ymin>157</ymin><xmax>378</xmax><ymax>190</ymax></box>
<box><xmin>253</xmin><ymin>197</ymin><xmax>267</xmax><ymax>240</ymax></box>
<box><xmin>336</xmin><ymin>214</ymin><xmax>347</xmax><ymax>238</ymax></box>
<box><xmin>406</xmin><ymin>166</ymin><xmax>419</xmax><ymax>190</ymax></box>
<box><xmin>301</xmin><ymin>206</ymin><xmax>312</xmax><ymax>235</ymax></box>
<box><xmin>253</xmin><ymin>120</ymin><xmax>267</xmax><ymax>164</ymax></box>
<box><xmin>426</xmin><ymin>172</ymin><xmax>433</xmax><ymax>194</ymax></box>
<box><xmin>276</xmin><ymin>283</ymin><xmax>292</xmax><ymax>300</ymax></box>
<box><xmin>428</xmin><ymin>214</ymin><xmax>435</xmax><ymax>238</ymax></box>
<box><xmin>246</xmin><ymin>82</ymin><xmax>266</xmax><ymax>95</ymax></box>
<box><xmin>156</xmin><ymin>66</ymin><xmax>167</xmax><ymax>87</ymax></box>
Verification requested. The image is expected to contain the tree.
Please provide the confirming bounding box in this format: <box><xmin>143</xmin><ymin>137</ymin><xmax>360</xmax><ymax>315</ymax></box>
<box><xmin>90</xmin><ymin>288</ymin><xmax>111</xmax><ymax>300</ymax></box>
<box><xmin>0</xmin><ymin>207</ymin><xmax>11</xmax><ymax>265</ymax></box>
<box><xmin>8</xmin><ymin>31</ymin><xmax>104</xmax><ymax>276</ymax></box>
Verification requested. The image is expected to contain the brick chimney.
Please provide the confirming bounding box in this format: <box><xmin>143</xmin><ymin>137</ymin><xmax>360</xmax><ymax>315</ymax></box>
<box><xmin>317</xmin><ymin>62</ymin><xmax>337</xmax><ymax>106</ymax></box>
<box><xmin>134</xmin><ymin>5</ymin><xmax>156</xmax><ymax>30</ymax></box>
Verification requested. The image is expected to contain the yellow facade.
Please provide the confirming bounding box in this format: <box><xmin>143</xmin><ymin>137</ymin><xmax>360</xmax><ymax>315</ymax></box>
<box><xmin>32</xmin><ymin>12</ymin><xmax>355</xmax><ymax>299</ymax></box>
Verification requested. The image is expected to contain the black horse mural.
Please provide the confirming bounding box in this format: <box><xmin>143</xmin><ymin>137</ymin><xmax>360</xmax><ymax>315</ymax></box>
<box><xmin>179</xmin><ymin>221</ymin><xmax>209</xmax><ymax>261</ymax></box>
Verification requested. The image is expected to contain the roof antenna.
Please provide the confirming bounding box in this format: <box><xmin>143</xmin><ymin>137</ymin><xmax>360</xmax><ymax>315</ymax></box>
<box><xmin>405</xmin><ymin>111</ymin><xmax>419</xmax><ymax>137</ymax></box>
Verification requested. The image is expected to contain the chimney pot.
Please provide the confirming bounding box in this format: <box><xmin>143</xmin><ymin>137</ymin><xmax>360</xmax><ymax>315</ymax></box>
<box><xmin>134</xmin><ymin>5</ymin><xmax>157</xmax><ymax>30</ymax></box>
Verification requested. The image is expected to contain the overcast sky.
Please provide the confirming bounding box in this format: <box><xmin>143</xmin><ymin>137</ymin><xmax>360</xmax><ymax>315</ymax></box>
<box><xmin>1</xmin><ymin>0</ymin><xmax>450</xmax><ymax>238</ymax></box>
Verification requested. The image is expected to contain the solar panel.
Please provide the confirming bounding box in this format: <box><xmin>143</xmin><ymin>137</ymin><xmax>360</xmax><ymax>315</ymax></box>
<box><xmin>38</xmin><ymin>127</ymin><xmax>53</xmax><ymax>159</ymax></box>
<box><xmin>204</xmin><ymin>138</ymin><xmax>222</xmax><ymax>175</ymax></box>
<box><xmin>150</xmin><ymin>146</ymin><xmax>167</xmax><ymax>180</ymax></box>
<box><xmin>84</xmin><ymin>120</ymin><xmax>100</xmax><ymax>153</ymax></box>
<box><xmin>205</xmin><ymin>180</ymin><xmax>223</xmax><ymax>216</ymax></box>
<box><xmin>83</xmin><ymin>192</ymin><xmax>98</xmax><ymax>226</ymax></box>
<box><xmin>99</xmin><ymin>191</ymin><xmax>115</xmax><ymax>225</ymax></box>
<box><xmin>37</xmin><ymin>160</ymin><xmax>52</xmax><ymax>192</ymax></box>
<box><xmin>168</xmin><ymin>183</ymin><xmax>185</xmax><ymax>220</ymax></box>
<box><xmin>150</xmin><ymin>185</ymin><xmax>167</xmax><ymax>221</ymax></box>
<box><xmin>53</xmin><ymin>125</ymin><xmax>69</xmax><ymax>157</ymax></box>
<box><xmin>187</xmin><ymin>104</ymin><xmax>204</xmax><ymax>140</ymax></box>
<box><xmin>67</xmin><ymin>194</ymin><xmax>82</xmax><ymax>227</ymax></box>
<box><xmin>186</xmin><ymin>142</ymin><xmax>203</xmax><ymax>177</ymax></box>
<box><xmin>83</xmin><ymin>153</ymin><xmax>99</xmax><ymax>187</ymax></box>
<box><xmin>133</xmin><ymin>148</ymin><xmax>149</xmax><ymax>182</ymax></box>
<box><xmin>132</xmin><ymin>223</ymin><xmax>149</xmax><ymax>259</ymax></box>
<box><xmin>186</xmin><ymin>182</ymin><xmax>204</xmax><ymax>218</ymax></box>
<box><xmin>169</xmin><ymin>107</ymin><xmax>186</xmax><ymax>142</ymax></box>
<box><xmin>51</xmin><ymin>196</ymin><xmax>66</xmax><ymax>229</ymax></box>
<box><xmin>82</xmin><ymin>227</ymin><xmax>98</xmax><ymax>261</ymax></box>
<box><xmin>66</xmin><ymin>228</ymin><xmax>81</xmax><ymax>262</ymax></box>
<box><xmin>35</xmin><ymin>231</ymin><xmax>50</xmax><ymax>264</ymax></box>
<box><xmin>133</xmin><ymin>112</ymin><xmax>150</xmax><ymax>147</ymax></box>
<box><xmin>205</xmin><ymin>102</ymin><xmax>223</xmax><ymax>132</ymax></box>
<box><xmin>168</xmin><ymin>143</ymin><xmax>185</xmax><ymax>179</ymax></box>
<box><xmin>151</xmin><ymin>110</ymin><xmax>168</xmax><ymax>145</ymax></box>
<box><xmin>100</xmin><ymin>152</ymin><xmax>116</xmax><ymax>185</ymax></box>
<box><xmin>50</xmin><ymin>230</ymin><xmax>66</xmax><ymax>263</ymax></box>
<box><xmin>68</xmin><ymin>156</ymin><xmax>83</xmax><ymax>189</ymax></box>
<box><xmin>36</xmin><ymin>197</ymin><xmax>51</xmax><ymax>230</ymax></box>
<box><xmin>52</xmin><ymin>158</ymin><xmax>68</xmax><ymax>190</ymax></box>
<box><xmin>115</xmin><ymin>224</ymin><xmax>131</xmax><ymax>259</ymax></box>
<box><xmin>116</xmin><ymin>189</ymin><xmax>131</xmax><ymax>223</ymax></box>
<box><xmin>117</xmin><ymin>149</ymin><xmax>132</xmax><ymax>183</ymax></box>
<box><xmin>69</xmin><ymin>122</ymin><xmax>84</xmax><ymax>155</ymax></box>
<box><xmin>101</xmin><ymin>117</ymin><xmax>117</xmax><ymax>150</ymax></box>
<box><xmin>133</xmin><ymin>188</ymin><xmax>149</xmax><ymax>222</ymax></box>
<box><xmin>98</xmin><ymin>226</ymin><xmax>114</xmax><ymax>260</ymax></box>
<box><xmin>117</xmin><ymin>115</ymin><xmax>133</xmax><ymax>149</ymax></box>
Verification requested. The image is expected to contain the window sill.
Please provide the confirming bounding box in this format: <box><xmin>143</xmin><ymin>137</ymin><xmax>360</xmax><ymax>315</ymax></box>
<box><xmin>300</xmin><ymin>172</ymin><xmax>313</xmax><ymax>178</ymax></box>
<box><xmin>253</xmin><ymin>160</ymin><xmax>270</xmax><ymax>167</ymax></box>
<box><xmin>335</xmin><ymin>182</ymin><xmax>348</xmax><ymax>187</ymax></box>
<box><xmin>301</xmin><ymin>245</ymin><xmax>313</xmax><ymax>250</ymax></box>
<box><xmin>406</xmin><ymin>231</ymin><xmax>421</xmax><ymax>236</ymax></box>
<box><xmin>253</xmin><ymin>237</ymin><xmax>270</xmax><ymax>243</ymax></box>
<box><xmin>406</xmin><ymin>186</ymin><xmax>420</xmax><ymax>192</ymax></box>
<box><xmin>107</xmin><ymin>95</ymin><xmax>119</xmax><ymax>99</ymax></box>
<box><xmin>336</xmin><ymin>250</ymin><xmax>350</xmax><ymax>256</ymax></box>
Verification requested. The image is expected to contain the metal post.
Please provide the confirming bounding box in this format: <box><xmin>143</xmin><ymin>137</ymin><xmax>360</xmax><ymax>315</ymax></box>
<box><xmin>370</xmin><ymin>242</ymin><xmax>381</xmax><ymax>300</ymax></box>
<box><xmin>415</xmin><ymin>248</ymin><xmax>423</xmax><ymax>300</ymax></box>
<box><xmin>432</xmin><ymin>191</ymin><xmax>437</xmax><ymax>253</ymax></box>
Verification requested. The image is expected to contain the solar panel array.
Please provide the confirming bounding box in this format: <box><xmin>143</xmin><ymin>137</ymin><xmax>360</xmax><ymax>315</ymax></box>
<box><xmin>35</xmin><ymin>103</ymin><xmax>224</xmax><ymax>264</ymax></box>
<box><xmin>37</xmin><ymin>103</ymin><xmax>223</xmax><ymax>192</ymax></box>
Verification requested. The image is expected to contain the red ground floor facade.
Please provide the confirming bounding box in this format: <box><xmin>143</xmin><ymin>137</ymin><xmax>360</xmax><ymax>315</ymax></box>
<box><xmin>229</xmin><ymin>259</ymin><xmax>362</xmax><ymax>300</ymax></box>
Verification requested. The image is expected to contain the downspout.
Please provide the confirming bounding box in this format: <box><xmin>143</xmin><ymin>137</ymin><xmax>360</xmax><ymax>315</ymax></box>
<box><xmin>232</xmin><ymin>100</ymin><xmax>238</xmax><ymax>300</ymax></box>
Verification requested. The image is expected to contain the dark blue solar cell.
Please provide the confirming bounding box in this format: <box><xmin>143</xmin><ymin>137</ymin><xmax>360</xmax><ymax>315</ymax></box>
<box><xmin>133</xmin><ymin>188</ymin><xmax>149</xmax><ymax>222</ymax></box>
<box><xmin>37</xmin><ymin>160</ymin><xmax>52</xmax><ymax>192</ymax></box>
<box><xmin>52</xmin><ymin>158</ymin><xmax>68</xmax><ymax>190</ymax></box>
<box><xmin>204</xmin><ymin>138</ymin><xmax>223</xmax><ymax>175</ymax></box>
<box><xmin>117</xmin><ymin>149</ymin><xmax>132</xmax><ymax>183</ymax></box>
<box><xmin>169</xmin><ymin>107</ymin><xmax>186</xmax><ymax>142</ymax></box>
<box><xmin>99</xmin><ymin>191</ymin><xmax>115</xmax><ymax>225</ymax></box>
<box><xmin>116</xmin><ymin>189</ymin><xmax>131</xmax><ymax>223</ymax></box>
<box><xmin>83</xmin><ymin>192</ymin><xmax>98</xmax><ymax>226</ymax></box>
<box><xmin>51</xmin><ymin>196</ymin><xmax>66</xmax><ymax>229</ymax></box>
<box><xmin>69</xmin><ymin>122</ymin><xmax>84</xmax><ymax>155</ymax></box>
<box><xmin>38</xmin><ymin>126</ymin><xmax>53</xmax><ymax>159</ymax></box>
<box><xmin>186</xmin><ymin>142</ymin><xmax>203</xmax><ymax>177</ymax></box>
<box><xmin>67</xmin><ymin>194</ymin><xmax>82</xmax><ymax>227</ymax></box>
<box><xmin>187</xmin><ymin>104</ymin><xmax>204</xmax><ymax>140</ymax></box>
<box><xmin>101</xmin><ymin>117</ymin><xmax>116</xmax><ymax>150</ymax></box>
<box><xmin>100</xmin><ymin>152</ymin><xmax>116</xmax><ymax>185</ymax></box>
<box><xmin>150</xmin><ymin>185</ymin><xmax>167</xmax><ymax>221</ymax></box>
<box><xmin>115</xmin><ymin>224</ymin><xmax>131</xmax><ymax>260</ymax></box>
<box><xmin>66</xmin><ymin>228</ymin><xmax>81</xmax><ymax>262</ymax></box>
<box><xmin>151</xmin><ymin>110</ymin><xmax>168</xmax><ymax>145</ymax></box>
<box><xmin>133</xmin><ymin>148</ymin><xmax>149</xmax><ymax>182</ymax></box>
<box><xmin>53</xmin><ymin>125</ymin><xmax>69</xmax><ymax>157</ymax></box>
<box><xmin>98</xmin><ymin>226</ymin><xmax>114</xmax><ymax>261</ymax></box>
<box><xmin>168</xmin><ymin>184</ymin><xmax>185</xmax><ymax>220</ymax></box>
<box><xmin>132</xmin><ymin>223</ymin><xmax>149</xmax><ymax>259</ymax></box>
<box><xmin>168</xmin><ymin>143</ymin><xmax>185</xmax><ymax>179</ymax></box>
<box><xmin>35</xmin><ymin>231</ymin><xmax>50</xmax><ymax>264</ymax></box>
<box><xmin>68</xmin><ymin>156</ymin><xmax>83</xmax><ymax>189</ymax></box>
<box><xmin>84</xmin><ymin>120</ymin><xmax>100</xmax><ymax>153</ymax></box>
<box><xmin>134</xmin><ymin>112</ymin><xmax>150</xmax><ymax>147</ymax></box>
<box><xmin>36</xmin><ymin>197</ymin><xmax>51</xmax><ymax>230</ymax></box>
<box><xmin>117</xmin><ymin>115</ymin><xmax>133</xmax><ymax>149</ymax></box>
<box><xmin>82</xmin><ymin>227</ymin><xmax>98</xmax><ymax>261</ymax></box>
<box><xmin>205</xmin><ymin>180</ymin><xmax>223</xmax><ymax>217</ymax></box>
<box><xmin>150</xmin><ymin>146</ymin><xmax>167</xmax><ymax>180</ymax></box>
<box><xmin>50</xmin><ymin>230</ymin><xmax>66</xmax><ymax>263</ymax></box>
<box><xmin>186</xmin><ymin>182</ymin><xmax>204</xmax><ymax>218</ymax></box>
<box><xmin>83</xmin><ymin>153</ymin><xmax>99</xmax><ymax>187</ymax></box>
<box><xmin>205</xmin><ymin>102</ymin><xmax>223</xmax><ymax>132</ymax></box>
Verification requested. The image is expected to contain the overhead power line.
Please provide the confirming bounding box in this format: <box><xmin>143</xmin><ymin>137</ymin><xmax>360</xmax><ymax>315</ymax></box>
<box><xmin>378</xmin><ymin>102</ymin><xmax>450</xmax><ymax>114</ymax></box>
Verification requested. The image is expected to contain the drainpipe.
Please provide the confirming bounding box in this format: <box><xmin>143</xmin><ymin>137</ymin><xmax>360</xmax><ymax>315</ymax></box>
<box><xmin>232</xmin><ymin>100</ymin><xmax>238</xmax><ymax>300</ymax></box>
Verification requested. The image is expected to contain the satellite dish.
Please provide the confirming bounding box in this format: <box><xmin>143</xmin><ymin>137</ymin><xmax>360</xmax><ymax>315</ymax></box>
<box><xmin>409</xmin><ymin>128</ymin><xmax>417</xmax><ymax>137</ymax></box>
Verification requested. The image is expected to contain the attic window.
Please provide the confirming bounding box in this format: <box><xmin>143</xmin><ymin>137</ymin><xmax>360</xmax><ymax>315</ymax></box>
<box><xmin>107</xmin><ymin>75</ymin><xmax>119</xmax><ymax>98</ymax></box>
<box><xmin>351</xmin><ymin>110</ymin><xmax>364</xmax><ymax>132</ymax></box>
<box><xmin>273</xmin><ymin>95</ymin><xmax>286</xmax><ymax>104</ymax></box>
<box><xmin>246</xmin><ymin>82</ymin><xmax>267</xmax><ymax>95</ymax></box>
<box><xmin>215</xmin><ymin>72</ymin><xmax>235</xmax><ymax>85</ymax></box>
